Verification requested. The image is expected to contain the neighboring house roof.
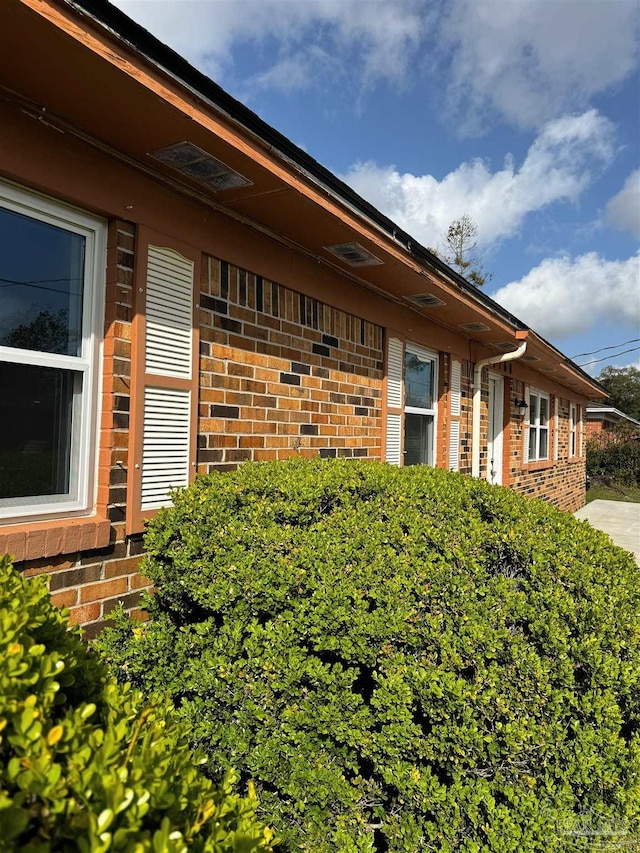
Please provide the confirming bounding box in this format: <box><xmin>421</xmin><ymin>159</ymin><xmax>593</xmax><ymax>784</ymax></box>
<box><xmin>6</xmin><ymin>0</ymin><xmax>606</xmax><ymax>400</ymax></box>
<box><xmin>586</xmin><ymin>407</ymin><xmax>640</xmax><ymax>427</ymax></box>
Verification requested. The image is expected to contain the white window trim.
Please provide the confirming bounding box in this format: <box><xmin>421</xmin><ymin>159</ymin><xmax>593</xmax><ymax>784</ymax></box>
<box><xmin>404</xmin><ymin>343</ymin><xmax>438</xmax><ymax>467</ymax></box>
<box><xmin>527</xmin><ymin>389</ymin><xmax>550</xmax><ymax>462</ymax></box>
<box><xmin>570</xmin><ymin>403</ymin><xmax>578</xmax><ymax>458</ymax></box>
<box><xmin>0</xmin><ymin>180</ymin><xmax>105</xmax><ymax>523</ymax></box>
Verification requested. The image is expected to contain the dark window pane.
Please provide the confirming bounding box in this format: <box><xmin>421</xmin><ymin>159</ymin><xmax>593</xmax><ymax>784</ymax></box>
<box><xmin>528</xmin><ymin>426</ymin><xmax>536</xmax><ymax>460</ymax></box>
<box><xmin>539</xmin><ymin>396</ymin><xmax>548</xmax><ymax>426</ymax></box>
<box><xmin>0</xmin><ymin>362</ymin><xmax>75</xmax><ymax>501</ymax></box>
<box><xmin>530</xmin><ymin>394</ymin><xmax>539</xmax><ymax>423</ymax></box>
<box><xmin>0</xmin><ymin>206</ymin><xmax>84</xmax><ymax>356</ymax></box>
<box><xmin>405</xmin><ymin>353</ymin><xmax>433</xmax><ymax>409</ymax></box>
<box><xmin>404</xmin><ymin>413</ymin><xmax>433</xmax><ymax>466</ymax></box>
<box><xmin>539</xmin><ymin>428</ymin><xmax>548</xmax><ymax>459</ymax></box>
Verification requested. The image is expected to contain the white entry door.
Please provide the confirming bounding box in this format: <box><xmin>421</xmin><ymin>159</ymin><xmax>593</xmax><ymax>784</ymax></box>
<box><xmin>487</xmin><ymin>375</ymin><xmax>504</xmax><ymax>485</ymax></box>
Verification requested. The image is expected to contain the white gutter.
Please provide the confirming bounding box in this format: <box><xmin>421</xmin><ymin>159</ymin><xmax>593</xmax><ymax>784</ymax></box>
<box><xmin>471</xmin><ymin>340</ymin><xmax>528</xmax><ymax>478</ymax></box>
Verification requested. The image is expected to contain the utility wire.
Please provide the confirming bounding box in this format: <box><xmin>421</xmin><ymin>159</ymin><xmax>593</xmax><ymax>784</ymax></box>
<box><xmin>578</xmin><ymin>345</ymin><xmax>640</xmax><ymax>368</ymax></box>
<box><xmin>0</xmin><ymin>277</ymin><xmax>82</xmax><ymax>296</ymax></box>
<box><xmin>571</xmin><ymin>337</ymin><xmax>640</xmax><ymax>359</ymax></box>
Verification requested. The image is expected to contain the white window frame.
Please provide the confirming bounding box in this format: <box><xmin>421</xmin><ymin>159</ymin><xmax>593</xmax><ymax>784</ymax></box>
<box><xmin>528</xmin><ymin>389</ymin><xmax>550</xmax><ymax>462</ymax></box>
<box><xmin>570</xmin><ymin>403</ymin><xmax>578</xmax><ymax>458</ymax></box>
<box><xmin>403</xmin><ymin>343</ymin><xmax>438</xmax><ymax>467</ymax></box>
<box><xmin>0</xmin><ymin>180</ymin><xmax>105</xmax><ymax>522</ymax></box>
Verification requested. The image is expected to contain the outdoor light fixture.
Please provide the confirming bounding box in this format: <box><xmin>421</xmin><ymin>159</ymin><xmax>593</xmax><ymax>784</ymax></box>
<box><xmin>514</xmin><ymin>397</ymin><xmax>528</xmax><ymax>417</ymax></box>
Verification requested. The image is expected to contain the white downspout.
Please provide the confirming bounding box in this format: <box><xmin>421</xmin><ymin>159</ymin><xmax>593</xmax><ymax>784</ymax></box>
<box><xmin>471</xmin><ymin>339</ymin><xmax>528</xmax><ymax>478</ymax></box>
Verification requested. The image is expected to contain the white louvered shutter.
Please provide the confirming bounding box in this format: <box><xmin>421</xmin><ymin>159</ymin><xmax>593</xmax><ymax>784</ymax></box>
<box><xmin>553</xmin><ymin>397</ymin><xmax>559</xmax><ymax>461</ymax></box>
<box><xmin>145</xmin><ymin>247</ymin><xmax>193</xmax><ymax>378</ymax></box>
<box><xmin>449</xmin><ymin>359</ymin><xmax>461</xmax><ymax>471</ymax></box>
<box><xmin>387</xmin><ymin>337</ymin><xmax>403</xmax><ymax>408</ymax></box>
<box><xmin>522</xmin><ymin>386</ymin><xmax>531</xmax><ymax>463</ymax></box>
<box><xmin>129</xmin><ymin>238</ymin><xmax>199</xmax><ymax>533</ymax></box>
<box><xmin>386</xmin><ymin>413</ymin><xmax>402</xmax><ymax>465</ymax></box>
<box><xmin>386</xmin><ymin>337</ymin><xmax>404</xmax><ymax>465</ymax></box>
<box><xmin>140</xmin><ymin>387</ymin><xmax>191</xmax><ymax>511</ymax></box>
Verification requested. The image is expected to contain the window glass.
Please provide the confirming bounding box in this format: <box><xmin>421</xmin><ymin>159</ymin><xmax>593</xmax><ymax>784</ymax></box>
<box><xmin>0</xmin><ymin>362</ymin><xmax>75</xmax><ymax>502</ymax></box>
<box><xmin>405</xmin><ymin>353</ymin><xmax>434</xmax><ymax>409</ymax></box>
<box><xmin>539</xmin><ymin>396</ymin><xmax>548</xmax><ymax>426</ymax></box>
<box><xmin>404</xmin><ymin>413</ymin><xmax>434</xmax><ymax>466</ymax></box>
<box><xmin>539</xmin><ymin>427</ymin><xmax>548</xmax><ymax>459</ymax></box>
<box><xmin>530</xmin><ymin>393</ymin><xmax>539</xmax><ymax>422</ymax></box>
<box><xmin>0</xmin><ymin>206</ymin><xmax>85</xmax><ymax>356</ymax></box>
<box><xmin>0</xmin><ymin>181</ymin><xmax>103</xmax><ymax>521</ymax></box>
<box><xmin>527</xmin><ymin>390</ymin><xmax>550</xmax><ymax>462</ymax></box>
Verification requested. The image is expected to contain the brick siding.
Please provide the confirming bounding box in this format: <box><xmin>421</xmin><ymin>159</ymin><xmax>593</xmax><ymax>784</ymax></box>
<box><xmin>455</xmin><ymin>365</ymin><xmax>586</xmax><ymax>512</ymax></box>
<box><xmin>198</xmin><ymin>255</ymin><xmax>383</xmax><ymax>469</ymax></box>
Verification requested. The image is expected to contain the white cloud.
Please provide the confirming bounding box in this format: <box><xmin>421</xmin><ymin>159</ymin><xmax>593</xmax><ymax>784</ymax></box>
<box><xmin>436</xmin><ymin>0</ymin><xmax>639</xmax><ymax>132</ymax></box>
<box><xmin>492</xmin><ymin>252</ymin><xmax>640</xmax><ymax>340</ymax></box>
<box><xmin>112</xmin><ymin>0</ymin><xmax>427</xmax><ymax>89</ymax></box>
<box><xmin>341</xmin><ymin>110</ymin><xmax>615</xmax><ymax>249</ymax></box>
<box><xmin>113</xmin><ymin>0</ymin><xmax>638</xmax><ymax>130</ymax></box>
<box><xmin>607</xmin><ymin>169</ymin><xmax>640</xmax><ymax>239</ymax></box>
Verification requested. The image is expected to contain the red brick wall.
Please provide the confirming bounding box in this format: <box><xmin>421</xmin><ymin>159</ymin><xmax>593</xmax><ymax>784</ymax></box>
<box><xmin>197</xmin><ymin>255</ymin><xmax>383</xmax><ymax>469</ymax></box>
<box><xmin>455</xmin><ymin>365</ymin><xmax>586</xmax><ymax>512</ymax></box>
<box><xmin>505</xmin><ymin>383</ymin><xmax>585</xmax><ymax>512</ymax></box>
<box><xmin>586</xmin><ymin>417</ymin><xmax>618</xmax><ymax>447</ymax></box>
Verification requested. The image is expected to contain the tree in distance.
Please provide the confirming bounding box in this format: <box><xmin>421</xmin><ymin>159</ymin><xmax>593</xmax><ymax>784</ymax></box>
<box><xmin>440</xmin><ymin>214</ymin><xmax>492</xmax><ymax>288</ymax></box>
<box><xmin>597</xmin><ymin>365</ymin><xmax>640</xmax><ymax>421</ymax></box>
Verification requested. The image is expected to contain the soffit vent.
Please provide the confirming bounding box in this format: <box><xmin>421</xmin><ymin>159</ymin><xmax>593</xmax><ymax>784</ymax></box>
<box><xmin>494</xmin><ymin>341</ymin><xmax>516</xmax><ymax>350</ymax></box>
<box><xmin>539</xmin><ymin>366</ymin><xmax>557</xmax><ymax>372</ymax></box>
<box><xmin>324</xmin><ymin>242</ymin><xmax>383</xmax><ymax>267</ymax></box>
<box><xmin>149</xmin><ymin>141</ymin><xmax>252</xmax><ymax>192</ymax></box>
<box><xmin>521</xmin><ymin>355</ymin><xmax>541</xmax><ymax>363</ymax></box>
<box><xmin>460</xmin><ymin>322</ymin><xmax>490</xmax><ymax>332</ymax></box>
<box><xmin>408</xmin><ymin>293</ymin><xmax>447</xmax><ymax>308</ymax></box>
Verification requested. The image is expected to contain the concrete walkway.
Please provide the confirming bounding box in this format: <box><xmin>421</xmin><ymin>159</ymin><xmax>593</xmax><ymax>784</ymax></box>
<box><xmin>574</xmin><ymin>500</ymin><xmax>640</xmax><ymax>565</ymax></box>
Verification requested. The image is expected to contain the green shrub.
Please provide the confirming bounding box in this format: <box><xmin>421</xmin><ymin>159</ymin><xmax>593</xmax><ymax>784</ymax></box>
<box><xmin>587</xmin><ymin>437</ymin><xmax>640</xmax><ymax>486</ymax></box>
<box><xmin>99</xmin><ymin>459</ymin><xmax>640</xmax><ymax>852</ymax></box>
<box><xmin>0</xmin><ymin>554</ymin><xmax>275</xmax><ymax>852</ymax></box>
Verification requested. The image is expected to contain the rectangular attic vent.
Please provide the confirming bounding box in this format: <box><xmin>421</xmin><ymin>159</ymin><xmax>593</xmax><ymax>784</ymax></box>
<box><xmin>521</xmin><ymin>355</ymin><xmax>541</xmax><ymax>363</ymax></box>
<box><xmin>324</xmin><ymin>242</ymin><xmax>383</xmax><ymax>267</ymax></box>
<box><xmin>149</xmin><ymin>141</ymin><xmax>252</xmax><ymax>192</ymax></box>
<box><xmin>494</xmin><ymin>341</ymin><xmax>516</xmax><ymax>350</ymax></box>
<box><xmin>460</xmin><ymin>322</ymin><xmax>490</xmax><ymax>332</ymax></box>
<box><xmin>408</xmin><ymin>293</ymin><xmax>447</xmax><ymax>308</ymax></box>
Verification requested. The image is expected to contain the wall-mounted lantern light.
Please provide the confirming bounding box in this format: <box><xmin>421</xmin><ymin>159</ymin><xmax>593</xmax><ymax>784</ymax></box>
<box><xmin>514</xmin><ymin>397</ymin><xmax>528</xmax><ymax>417</ymax></box>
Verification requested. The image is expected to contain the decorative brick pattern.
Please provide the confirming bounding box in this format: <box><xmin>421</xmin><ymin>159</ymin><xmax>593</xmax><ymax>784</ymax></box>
<box><xmin>197</xmin><ymin>256</ymin><xmax>384</xmax><ymax>470</ymax></box>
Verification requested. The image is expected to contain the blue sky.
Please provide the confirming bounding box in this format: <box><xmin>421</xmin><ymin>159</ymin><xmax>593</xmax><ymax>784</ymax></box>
<box><xmin>115</xmin><ymin>0</ymin><xmax>640</xmax><ymax>376</ymax></box>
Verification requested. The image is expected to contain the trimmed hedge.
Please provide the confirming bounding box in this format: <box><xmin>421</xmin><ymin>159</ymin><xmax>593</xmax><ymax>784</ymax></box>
<box><xmin>99</xmin><ymin>460</ymin><xmax>640</xmax><ymax>852</ymax></box>
<box><xmin>587</xmin><ymin>438</ymin><xmax>640</xmax><ymax>486</ymax></box>
<box><xmin>0</xmin><ymin>554</ymin><xmax>275</xmax><ymax>852</ymax></box>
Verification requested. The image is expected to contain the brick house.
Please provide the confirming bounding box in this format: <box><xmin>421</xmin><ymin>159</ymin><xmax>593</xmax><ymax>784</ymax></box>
<box><xmin>0</xmin><ymin>0</ymin><xmax>606</xmax><ymax>636</ymax></box>
<box><xmin>585</xmin><ymin>407</ymin><xmax>640</xmax><ymax>446</ymax></box>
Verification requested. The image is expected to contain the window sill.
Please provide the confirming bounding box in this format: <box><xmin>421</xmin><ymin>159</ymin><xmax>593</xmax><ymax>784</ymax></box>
<box><xmin>0</xmin><ymin>516</ymin><xmax>111</xmax><ymax>563</ymax></box>
<box><xmin>523</xmin><ymin>459</ymin><xmax>554</xmax><ymax>472</ymax></box>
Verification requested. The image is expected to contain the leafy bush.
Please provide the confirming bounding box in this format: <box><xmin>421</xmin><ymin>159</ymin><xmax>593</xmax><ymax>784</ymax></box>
<box><xmin>0</xmin><ymin>554</ymin><xmax>275</xmax><ymax>852</ymax></box>
<box><xmin>587</xmin><ymin>437</ymin><xmax>640</xmax><ymax>486</ymax></box>
<box><xmin>99</xmin><ymin>460</ymin><xmax>640</xmax><ymax>852</ymax></box>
